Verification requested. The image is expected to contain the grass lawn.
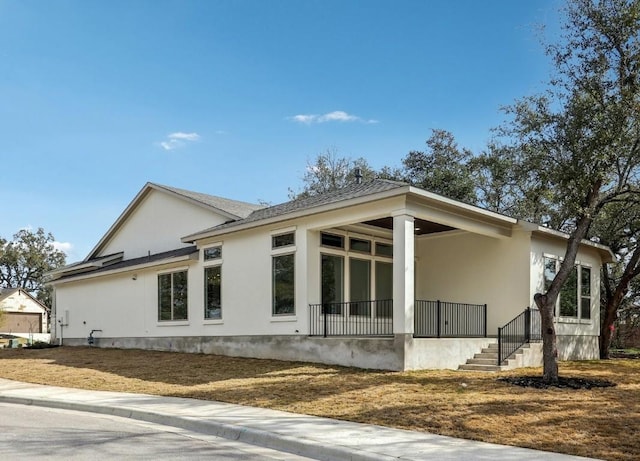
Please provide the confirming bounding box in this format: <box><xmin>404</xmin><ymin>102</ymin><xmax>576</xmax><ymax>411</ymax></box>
<box><xmin>0</xmin><ymin>347</ymin><xmax>638</xmax><ymax>460</ymax></box>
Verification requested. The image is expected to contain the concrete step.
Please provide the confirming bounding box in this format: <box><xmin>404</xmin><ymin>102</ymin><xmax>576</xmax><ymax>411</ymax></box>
<box><xmin>458</xmin><ymin>363</ymin><xmax>507</xmax><ymax>372</ymax></box>
<box><xmin>485</xmin><ymin>343</ymin><xmax>499</xmax><ymax>349</ymax></box>
<box><xmin>466</xmin><ymin>358</ymin><xmax>501</xmax><ymax>365</ymax></box>
<box><xmin>481</xmin><ymin>348</ymin><xmax>499</xmax><ymax>354</ymax></box>
<box><xmin>475</xmin><ymin>352</ymin><xmax>499</xmax><ymax>359</ymax></box>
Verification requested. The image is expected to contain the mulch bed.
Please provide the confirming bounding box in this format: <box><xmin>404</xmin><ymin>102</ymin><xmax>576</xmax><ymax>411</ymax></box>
<box><xmin>500</xmin><ymin>376</ymin><xmax>616</xmax><ymax>389</ymax></box>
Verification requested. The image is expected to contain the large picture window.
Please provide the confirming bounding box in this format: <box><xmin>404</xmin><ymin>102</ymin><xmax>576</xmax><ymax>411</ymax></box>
<box><xmin>543</xmin><ymin>257</ymin><xmax>592</xmax><ymax>320</ymax></box>
<box><xmin>158</xmin><ymin>270</ymin><xmax>188</xmax><ymax>321</ymax></box>
<box><xmin>204</xmin><ymin>266</ymin><xmax>221</xmax><ymax>319</ymax></box>
<box><xmin>375</xmin><ymin>261</ymin><xmax>393</xmax><ymax>318</ymax></box>
<box><xmin>321</xmin><ymin>254</ymin><xmax>344</xmax><ymax>314</ymax></box>
<box><xmin>273</xmin><ymin>253</ymin><xmax>295</xmax><ymax>315</ymax></box>
<box><xmin>320</xmin><ymin>232</ymin><xmax>392</xmax><ymax>318</ymax></box>
<box><xmin>349</xmin><ymin>258</ymin><xmax>371</xmax><ymax>316</ymax></box>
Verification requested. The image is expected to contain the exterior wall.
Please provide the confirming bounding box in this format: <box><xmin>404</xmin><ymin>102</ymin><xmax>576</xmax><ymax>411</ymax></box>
<box><xmin>100</xmin><ymin>190</ymin><xmax>227</xmax><ymax>259</ymax></box>
<box><xmin>530</xmin><ymin>235</ymin><xmax>602</xmax><ymax>359</ymax></box>
<box><xmin>415</xmin><ymin>230</ymin><xmax>531</xmax><ymax>335</ymax></box>
<box><xmin>0</xmin><ymin>291</ymin><xmax>48</xmax><ymax>334</ymax></box>
<box><xmin>63</xmin><ymin>335</ymin><xmax>405</xmax><ymax>371</ymax></box>
<box><xmin>54</xmin><ymin>197</ymin><xmax>404</xmax><ymax>348</ymax></box>
<box><xmin>53</xmin><ymin>188</ymin><xmax>606</xmax><ymax>369</ymax></box>
<box><xmin>407</xmin><ymin>337</ymin><xmax>496</xmax><ymax>370</ymax></box>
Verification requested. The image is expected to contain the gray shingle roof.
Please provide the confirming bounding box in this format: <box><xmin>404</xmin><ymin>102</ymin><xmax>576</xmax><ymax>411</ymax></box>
<box><xmin>152</xmin><ymin>183</ymin><xmax>264</xmax><ymax>219</ymax></box>
<box><xmin>186</xmin><ymin>179</ymin><xmax>409</xmax><ymax>238</ymax></box>
<box><xmin>58</xmin><ymin>246</ymin><xmax>199</xmax><ymax>281</ymax></box>
<box><xmin>0</xmin><ymin>288</ymin><xmax>19</xmax><ymax>303</ymax></box>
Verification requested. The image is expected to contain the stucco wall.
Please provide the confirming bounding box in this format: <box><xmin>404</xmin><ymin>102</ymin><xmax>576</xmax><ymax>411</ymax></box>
<box><xmin>530</xmin><ymin>236</ymin><xmax>601</xmax><ymax>340</ymax></box>
<box><xmin>415</xmin><ymin>230</ymin><xmax>531</xmax><ymax>335</ymax></box>
<box><xmin>62</xmin><ymin>335</ymin><xmax>405</xmax><ymax>371</ymax></box>
<box><xmin>100</xmin><ymin>190</ymin><xmax>227</xmax><ymax>259</ymax></box>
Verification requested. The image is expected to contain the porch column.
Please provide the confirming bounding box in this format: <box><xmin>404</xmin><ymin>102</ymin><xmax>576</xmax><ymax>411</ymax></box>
<box><xmin>392</xmin><ymin>213</ymin><xmax>415</xmax><ymax>335</ymax></box>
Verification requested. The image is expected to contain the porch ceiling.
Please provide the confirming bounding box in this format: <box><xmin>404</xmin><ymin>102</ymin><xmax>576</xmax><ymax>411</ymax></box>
<box><xmin>363</xmin><ymin>217</ymin><xmax>455</xmax><ymax>235</ymax></box>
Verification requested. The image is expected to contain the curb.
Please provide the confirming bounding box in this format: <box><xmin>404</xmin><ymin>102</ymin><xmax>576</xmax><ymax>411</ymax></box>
<box><xmin>0</xmin><ymin>394</ymin><xmax>397</xmax><ymax>461</ymax></box>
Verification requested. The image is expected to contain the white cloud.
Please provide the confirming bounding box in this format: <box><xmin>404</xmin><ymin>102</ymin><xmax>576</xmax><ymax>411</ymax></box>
<box><xmin>52</xmin><ymin>241</ymin><xmax>73</xmax><ymax>254</ymax></box>
<box><xmin>158</xmin><ymin>132</ymin><xmax>201</xmax><ymax>150</ymax></box>
<box><xmin>290</xmin><ymin>111</ymin><xmax>378</xmax><ymax>125</ymax></box>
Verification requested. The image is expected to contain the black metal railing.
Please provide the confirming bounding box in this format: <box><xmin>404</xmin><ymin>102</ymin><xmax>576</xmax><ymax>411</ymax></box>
<box><xmin>309</xmin><ymin>300</ymin><xmax>393</xmax><ymax>337</ymax></box>
<box><xmin>497</xmin><ymin>307</ymin><xmax>541</xmax><ymax>365</ymax></box>
<box><xmin>414</xmin><ymin>300</ymin><xmax>487</xmax><ymax>338</ymax></box>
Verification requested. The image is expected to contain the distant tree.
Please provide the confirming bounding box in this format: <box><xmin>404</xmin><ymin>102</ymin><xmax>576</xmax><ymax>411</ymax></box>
<box><xmin>289</xmin><ymin>149</ymin><xmax>377</xmax><ymax>199</ymax></box>
<box><xmin>498</xmin><ymin>0</ymin><xmax>640</xmax><ymax>383</ymax></box>
<box><xmin>0</xmin><ymin>228</ymin><xmax>67</xmax><ymax>309</ymax></box>
<box><xmin>399</xmin><ymin>129</ymin><xmax>477</xmax><ymax>203</ymax></box>
<box><xmin>590</xmin><ymin>199</ymin><xmax>640</xmax><ymax>358</ymax></box>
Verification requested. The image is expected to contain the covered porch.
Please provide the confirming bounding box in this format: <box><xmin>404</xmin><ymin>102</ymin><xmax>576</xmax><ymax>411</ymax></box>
<box><xmin>302</xmin><ymin>195</ymin><xmax>532</xmax><ymax>369</ymax></box>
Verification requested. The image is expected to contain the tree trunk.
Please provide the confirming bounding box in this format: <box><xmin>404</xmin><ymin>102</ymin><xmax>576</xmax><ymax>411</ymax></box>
<box><xmin>535</xmin><ymin>293</ymin><xmax>558</xmax><ymax>384</ymax></box>
<box><xmin>599</xmin><ymin>244</ymin><xmax>640</xmax><ymax>359</ymax></box>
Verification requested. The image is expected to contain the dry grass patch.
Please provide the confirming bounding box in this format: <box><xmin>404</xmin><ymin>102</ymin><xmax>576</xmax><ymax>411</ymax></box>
<box><xmin>1</xmin><ymin>347</ymin><xmax>638</xmax><ymax>461</ymax></box>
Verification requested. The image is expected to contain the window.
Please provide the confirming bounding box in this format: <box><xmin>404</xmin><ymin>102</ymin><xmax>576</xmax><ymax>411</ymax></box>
<box><xmin>350</xmin><ymin>237</ymin><xmax>371</xmax><ymax>254</ymax></box>
<box><xmin>204</xmin><ymin>266</ymin><xmax>221</xmax><ymax>319</ymax></box>
<box><xmin>321</xmin><ymin>254</ymin><xmax>344</xmax><ymax>314</ymax></box>
<box><xmin>273</xmin><ymin>253</ymin><xmax>295</xmax><ymax>315</ymax></box>
<box><xmin>319</xmin><ymin>232</ymin><xmax>392</xmax><ymax>318</ymax></box>
<box><xmin>559</xmin><ymin>267</ymin><xmax>578</xmax><ymax>317</ymax></box>
<box><xmin>542</xmin><ymin>256</ymin><xmax>592</xmax><ymax>320</ymax></box>
<box><xmin>581</xmin><ymin>267</ymin><xmax>591</xmax><ymax>319</ymax></box>
<box><xmin>321</xmin><ymin>233</ymin><xmax>344</xmax><ymax>249</ymax></box>
<box><xmin>158</xmin><ymin>270</ymin><xmax>188</xmax><ymax>321</ymax></box>
<box><xmin>272</xmin><ymin>232</ymin><xmax>295</xmax><ymax>248</ymax></box>
<box><xmin>375</xmin><ymin>242</ymin><xmax>393</xmax><ymax>257</ymax></box>
<box><xmin>349</xmin><ymin>258</ymin><xmax>371</xmax><ymax>315</ymax></box>
<box><xmin>203</xmin><ymin>246</ymin><xmax>222</xmax><ymax>261</ymax></box>
<box><xmin>375</xmin><ymin>261</ymin><xmax>393</xmax><ymax>318</ymax></box>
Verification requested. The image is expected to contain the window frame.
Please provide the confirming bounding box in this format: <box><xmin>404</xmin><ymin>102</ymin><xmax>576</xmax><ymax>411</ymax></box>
<box><xmin>157</xmin><ymin>268</ymin><xmax>189</xmax><ymax>323</ymax></box>
<box><xmin>272</xmin><ymin>252</ymin><xmax>295</xmax><ymax>316</ymax></box>
<box><xmin>204</xmin><ymin>264</ymin><xmax>222</xmax><ymax>321</ymax></box>
<box><xmin>271</xmin><ymin>228</ymin><xmax>297</xmax><ymax>317</ymax></box>
<box><xmin>542</xmin><ymin>255</ymin><xmax>593</xmax><ymax>322</ymax></box>
<box><xmin>319</xmin><ymin>230</ymin><xmax>393</xmax><ymax>319</ymax></box>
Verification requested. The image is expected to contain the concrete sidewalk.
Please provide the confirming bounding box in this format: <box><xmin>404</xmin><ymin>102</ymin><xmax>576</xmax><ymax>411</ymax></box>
<box><xmin>0</xmin><ymin>378</ymin><xmax>596</xmax><ymax>461</ymax></box>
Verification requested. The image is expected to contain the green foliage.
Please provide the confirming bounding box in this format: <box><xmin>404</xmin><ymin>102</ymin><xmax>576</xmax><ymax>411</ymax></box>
<box><xmin>498</xmin><ymin>0</ymin><xmax>640</xmax><ymax>372</ymax></box>
<box><xmin>399</xmin><ymin>129</ymin><xmax>477</xmax><ymax>204</ymax></box>
<box><xmin>289</xmin><ymin>149</ymin><xmax>378</xmax><ymax>199</ymax></box>
<box><xmin>0</xmin><ymin>228</ymin><xmax>66</xmax><ymax>308</ymax></box>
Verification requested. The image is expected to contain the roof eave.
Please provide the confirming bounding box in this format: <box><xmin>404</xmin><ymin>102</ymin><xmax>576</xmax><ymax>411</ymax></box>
<box><xmin>406</xmin><ymin>186</ymin><xmax>518</xmax><ymax>225</ymax></box>
<box><xmin>526</xmin><ymin>223</ymin><xmax>616</xmax><ymax>263</ymax></box>
<box><xmin>181</xmin><ymin>186</ymin><xmax>412</xmax><ymax>243</ymax></box>
<box><xmin>84</xmin><ymin>183</ymin><xmax>246</xmax><ymax>262</ymax></box>
<box><xmin>49</xmin><ymin>252</ymin><xmax>199</xmax><ymax>285</ymax></box>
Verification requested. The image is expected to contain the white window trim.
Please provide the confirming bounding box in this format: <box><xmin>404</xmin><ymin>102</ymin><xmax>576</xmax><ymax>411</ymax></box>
<box><xmin>270</xmin><ymin>316</ymin><xmax>298</xmax><ymax>323</ymax></box>
<box><xmin>271</xmin><ymin>243</ymin><xmax>296</xmax><ymax>317</ymax></box>
<box><xmin>203</xmin><ymin>262</ymin><xmax>223</xmax><ymax>322</ymax></box>
<box><xmin>271</xmin><ymin>227</ymin><xmax>297</xmax><ymax>250</ymax></box>
<box><xmin>156</xmin><ymin>267</ymin><xmax>189</xmax><ymax>324</ymax></box>
<box><xmin>203</xmin><ymin>319</ymin><xmax>224</xmax><ymax>325</ymax></box>
<box><xmin>542</xmin><ymin>255</ymin><xmax>593</xmax><ymax>324</ymax></box>
<box><xmin>319</xmin><ymin>230</ymin><xmax>393</xmax><ymax>318</ymax></box>
<box><xmin>201</xmin><ymin>242</ymin><xmax>223</xmax><ymax>263</ymax></box>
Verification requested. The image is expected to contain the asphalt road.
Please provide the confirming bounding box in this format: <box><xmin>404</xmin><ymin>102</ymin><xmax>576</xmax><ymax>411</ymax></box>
<box><xmin>0</xmin><ymin>402</ymin><xmax>314</xmax><ymax>460</ymax></box>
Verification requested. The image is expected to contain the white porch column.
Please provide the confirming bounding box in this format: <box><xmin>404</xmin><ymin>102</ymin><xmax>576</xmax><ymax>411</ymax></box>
<box><xmin>392</xmin><ymin>213</ymin><xmax>415</xmax><ymax>335</ymax></box>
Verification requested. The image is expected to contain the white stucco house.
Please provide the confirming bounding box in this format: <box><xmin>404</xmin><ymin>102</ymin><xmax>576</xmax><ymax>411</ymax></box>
<box><xmin>47</xmin><ymin>180</ymin><xmax>614</xmax><ymax>371</ymax></box>
<box><xmin>0</xmin><ymin>288</ymin><xmax>50</xmax><ymax>341</ymax></box>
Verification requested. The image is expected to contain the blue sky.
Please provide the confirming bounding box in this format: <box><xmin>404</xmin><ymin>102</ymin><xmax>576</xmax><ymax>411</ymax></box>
<box><xmin>0</xmin><ymin>0</ymin><xmax>561</xmax><ymax>262</ymax></box>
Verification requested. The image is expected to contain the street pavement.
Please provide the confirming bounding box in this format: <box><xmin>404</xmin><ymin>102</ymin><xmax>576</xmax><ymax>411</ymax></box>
<box><xmin>0</xmin><ymin>378</ymin><xmax>598</xmax><ymax>461</ymax></box>
<box><xmin>0</xmin><ymin>402</ymin><xmax>313</xmax><ymax>460</ymax></box>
